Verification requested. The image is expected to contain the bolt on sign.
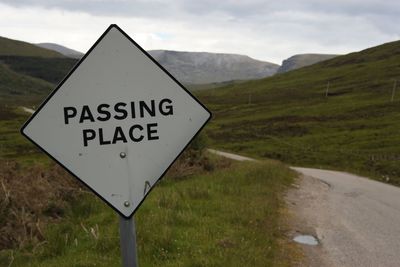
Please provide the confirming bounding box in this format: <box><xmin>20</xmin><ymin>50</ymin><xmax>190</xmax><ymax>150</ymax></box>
<box><xmin>21</xmin><ymin>24</ymin><xmax>211</xmax><ymax>218</ymax></box>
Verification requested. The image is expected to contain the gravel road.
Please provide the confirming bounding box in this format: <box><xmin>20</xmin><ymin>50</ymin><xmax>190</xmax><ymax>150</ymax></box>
<box><xmin>289</xmin><ymin>167</ymin><xmax>400</xmax><ymax>267</ymax></box>
<box><xmin>207</xmin><ymin>149</ymin><xmax>255</xmax><ymax>162</ymax></box>
<box><xmin>21</xmin><ymin>107</ymin><xmax>35</xmax><ymax>114</ymax></box>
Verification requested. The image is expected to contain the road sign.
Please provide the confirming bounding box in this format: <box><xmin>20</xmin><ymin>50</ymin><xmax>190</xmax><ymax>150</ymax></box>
<box><xmin>21</xmin><ymin>24</ymin><xmax>211</xmax><ymax>218</ymax></box>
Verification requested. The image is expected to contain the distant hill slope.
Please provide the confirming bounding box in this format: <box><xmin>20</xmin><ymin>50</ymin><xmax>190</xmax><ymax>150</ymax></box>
<box><xmin>198</xmin><ymin>40</ymin><xmax>400</xmax><ymax>185</ymax></box>
<box><xmin>148</xmin><ymin>50</ymin><xmax>279</xmax><ymax>84</ymax></box>
<box><xmin>0</xmin><ymin>36</ymin><xmax>64</xmax><ymax>58</ymax></box>
<box><xmin>277</xmin><ymin>53</ymin><xmax>338</xmax><ymax>73</ymax></box>
<box><xmin>36</xmin><ymin>43</ymin><xmax>83</xmax><ymax>58</ymax></box>
<box><xmin>0</xmin><ymin>63</ymin><xmax>52</xmax><ymax>104</ymax></box>
<box><xmin>0</xmin><ymin>56</ymin><xmax>78</xmax><ymax>84</ymax></box>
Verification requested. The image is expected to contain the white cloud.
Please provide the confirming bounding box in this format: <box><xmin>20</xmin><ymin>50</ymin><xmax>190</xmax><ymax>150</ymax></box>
<box><xmin>0</xmin><ymin>1</ymin><xmax>398</xmax><ymax>64</ymax></box>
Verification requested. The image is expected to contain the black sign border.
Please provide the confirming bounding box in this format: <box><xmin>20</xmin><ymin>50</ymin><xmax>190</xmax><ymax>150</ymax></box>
<box><xmin>20</xmin><ymin>24</ymin><xmax>212</xmax><ymax>219</ymax></box>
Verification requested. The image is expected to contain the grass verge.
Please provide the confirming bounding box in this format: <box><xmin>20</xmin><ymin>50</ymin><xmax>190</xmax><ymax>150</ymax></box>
<box><xmin>0</xmin><ymin>158</ymin><xmax>296</xmax><ymax>267</ymax></box>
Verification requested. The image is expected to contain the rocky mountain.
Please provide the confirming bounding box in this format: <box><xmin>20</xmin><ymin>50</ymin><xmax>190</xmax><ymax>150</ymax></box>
<box><xmin>148</xmin><ymin>50</ymin><xmax>279</xmax><ymax>84</ymax></box>
<box><xmin>32</xmin><ymin>42</ymin><xmax>280</xmax><ymax>84</ymax></box>
<box><xmin>277</xmin><ymin>54</ymin><xmax>338</xmax><ymax>73</ymax></box>
<box><xmin>35</xmin><ymin>43</ymin><xmax>83</xmax><ymax>58</ymax></box>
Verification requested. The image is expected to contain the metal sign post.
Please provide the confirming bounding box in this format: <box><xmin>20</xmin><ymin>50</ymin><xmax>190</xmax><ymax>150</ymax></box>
<box><xmin>119</xmin><ymin>216</ymin><xmax>139</xmax><ymax>267</ymax></box>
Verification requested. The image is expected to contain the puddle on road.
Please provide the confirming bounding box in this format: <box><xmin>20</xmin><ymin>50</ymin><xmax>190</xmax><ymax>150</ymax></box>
<box><xmin>293</xmin><ymin>235</ymin><xmax>319</xmax><ymax>245</ymax></box>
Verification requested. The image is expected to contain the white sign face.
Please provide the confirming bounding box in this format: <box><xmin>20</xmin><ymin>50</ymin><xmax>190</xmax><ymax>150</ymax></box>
<box><xmin>21</xmin><ymin>25</ymin><xmax>211</xmax><ymax>218</ymax></box>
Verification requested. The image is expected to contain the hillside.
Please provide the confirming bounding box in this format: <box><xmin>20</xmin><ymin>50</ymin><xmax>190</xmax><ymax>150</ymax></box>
<box><xmin>198</xmin><ymin>40</ymin><xmax>400</xmax><ymax>184</ymax></box>
<box><xmin>36</xmin><ymin>43</ymin><xmax>83</xmax><ymax>58</ymax></box>
<box><xmin>0</xmin><ymin>36</ymin><xmax>64</xmax><ymax>58</ymax></box>
<box><xmin>277</xmin><ymin>53</ymin><xmax>338</xmax><ymax>73</ymax></box>
<box><xmin>0</xmin><ymin>37</ymin><xmax>73</xmax><ymax>91</ymax></box>
<box><xmin>0</xmin><ymin>56</ymin><xmax>78</xmax><ymax>84</ymax></box>
<box><xmin>148</xmin><ymin>50</ymin><xmax>279</xmax><ymax>84</ymax></box>
<box><xmin>0</xmin><ymin>63</ymin><xmax>53</xmax><ymax>104</ymax></box>
<box><xmin>1</xmin><ymin>35</ymin><xmax>281</xmax><ymax>86</ymax></box>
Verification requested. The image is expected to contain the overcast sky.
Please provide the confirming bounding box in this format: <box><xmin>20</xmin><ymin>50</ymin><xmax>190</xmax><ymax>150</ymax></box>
<box><xmin>0</xmin><ymin>0</ymin><xmax>399</xmax><ymax>64</ymax></box>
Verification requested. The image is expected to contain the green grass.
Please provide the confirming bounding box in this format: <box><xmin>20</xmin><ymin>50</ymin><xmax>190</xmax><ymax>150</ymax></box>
<box><xmin>0</xmin><ymin>106</ymin><xmax>49</xmax><ymax>166</ymax></box>
<box><xmin>0</xmin><ymin>105</ymin><xmax>299</xmax><ymax>266</ymax></box>
<box><xmin>0</xmin><ymin>36</ymin><xmax>64</xmax><ymax>58</ymax></box>
<box><xmin>0</xmin><ymin>159</ymin><xmax>296</xmax><ymax>267</ymax></box>
<box><xmin>197</xmin><ymin>40</ymin><xmax>400</xmax><ymax>184</ymax></box>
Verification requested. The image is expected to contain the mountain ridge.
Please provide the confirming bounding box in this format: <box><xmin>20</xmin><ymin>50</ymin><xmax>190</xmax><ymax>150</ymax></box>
<box><xmin>35</xmin><ymin>43</ymin><xmax>83</xmax><ymax>58</ymax></box>
<box><xmin>30</xmin><ymin>39</ymin><xmax>280</xmax><ymax>84</ymax></box>
<box><xmin>148</xmin><ymin>50</ymin><xmax>279</xmax><ymax>84</ymax></box>
<box><xmin>0</xmin><ymin>36</ymin><xmax>64</xmax><ymax>58</ymax></box>
<box><xmin>277</xmin><ymin>53</ymin><xmax>338</xmax><ymax>73</ymax></box>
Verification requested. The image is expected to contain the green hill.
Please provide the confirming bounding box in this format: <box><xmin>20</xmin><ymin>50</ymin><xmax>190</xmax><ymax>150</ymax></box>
<box><xmin>0</xmin><ymin>36</ymin><xmax>75</xmax><ymax>85</ymax></box>
<box><xmin>0</xmin><ymin>36</ymin><xmax>64</xmax><ymax>58</ymax></box>
<box><xmin>0</xmin><ymin>56</ymin><xmax>78</xmax><ymax>84</ymax></box>
<box><xmin>198</xmin><ymin>40</ymin><xmax>400</xmax><ymax>184</ymax></box>
<box><xmin>0</xmin><ymin>63</ymin><xmax>53</xmax><ymax>104</ymax></box>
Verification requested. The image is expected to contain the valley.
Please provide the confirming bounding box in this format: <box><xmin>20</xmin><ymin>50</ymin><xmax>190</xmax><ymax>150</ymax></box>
<box><xmin>1</xmin><ymin>32</ymin><xmax>400</xmax><ymax>266</ymax></box>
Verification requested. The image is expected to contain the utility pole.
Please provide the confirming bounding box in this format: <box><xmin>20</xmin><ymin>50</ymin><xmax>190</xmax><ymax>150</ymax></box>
<box><xmin>391</xmin><ymin>79</ymin><xmax>397</xmax><ymax>102</ymax></box>
<box><xmin>325</xmin><ymin>81</ymin><xmax>330</xmax><ymax>97</ymax></box>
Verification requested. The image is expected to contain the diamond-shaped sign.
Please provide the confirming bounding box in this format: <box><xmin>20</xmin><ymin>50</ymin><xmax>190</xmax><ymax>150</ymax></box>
<box><xmin>21</xmin><ymin>24</ymin><xmax>211</xmax><ymax>218</ymax></box>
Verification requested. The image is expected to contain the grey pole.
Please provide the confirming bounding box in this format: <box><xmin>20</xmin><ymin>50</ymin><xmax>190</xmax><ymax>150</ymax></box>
<box><xmin>391</xmin><ymin>79</ymin><xmax>397</xmax><ymax>102</ymax></box>
<box><xmin>325</xmin><ymin>81</ymin><xmax>330</xmax><ymax>97</ymax></box>
<box><xmin>119</xmin><ymin>216</ymin><xmax>139</xmax><ymax>267</ymax></box>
